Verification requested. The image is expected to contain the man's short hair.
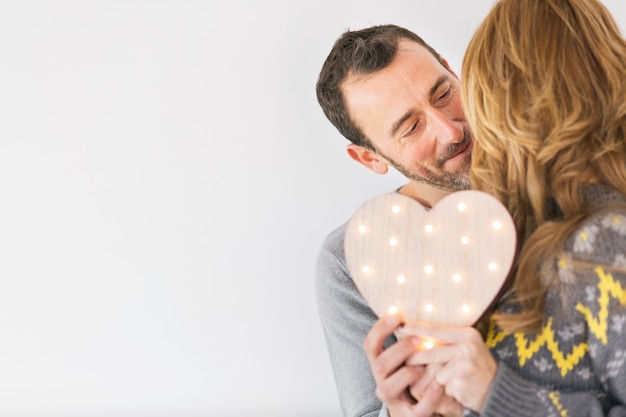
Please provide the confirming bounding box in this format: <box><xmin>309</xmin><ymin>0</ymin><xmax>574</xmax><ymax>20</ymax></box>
<box><xmin>316</xmin><ymin>24</ymin><xmax>446</xmax><ymax>148</ymax></box>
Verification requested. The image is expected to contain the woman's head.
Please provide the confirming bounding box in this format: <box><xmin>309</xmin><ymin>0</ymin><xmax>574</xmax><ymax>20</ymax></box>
<box><xmin>463</xmin><ymin>0</ymin><xmax>626</xmax><ymax>239</ymax></box>
<box><xmin>463</xmin><ymin>0</ymin><xmax>626</xmax><ymax>332</ymax></box>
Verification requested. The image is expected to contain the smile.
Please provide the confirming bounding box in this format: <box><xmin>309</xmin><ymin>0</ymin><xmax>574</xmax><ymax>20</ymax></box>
<box><xmin>446</xmin><ymin>138</ymin><xmax>472</xmax><ymax>163</ymax></box>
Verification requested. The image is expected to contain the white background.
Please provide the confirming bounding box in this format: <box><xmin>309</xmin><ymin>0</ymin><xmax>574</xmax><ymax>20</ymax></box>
<box><xmin>0</xmin><ymin>1</ymin><xmax>624</xmax><ymax>416</ymax></box>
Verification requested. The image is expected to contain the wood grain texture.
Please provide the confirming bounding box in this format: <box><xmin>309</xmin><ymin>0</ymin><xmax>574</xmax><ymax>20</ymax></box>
<box><xmin>344</xmin><ymin>190</ymin><xmax>517</xmax><ymax>326</ymax></box>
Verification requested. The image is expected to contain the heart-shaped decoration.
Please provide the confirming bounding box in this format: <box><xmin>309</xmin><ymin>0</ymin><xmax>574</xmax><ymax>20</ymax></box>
<box><xmin>344</xmin><ymin>190</ymin><xmax>517</xmax><ymax>327</ymax></box>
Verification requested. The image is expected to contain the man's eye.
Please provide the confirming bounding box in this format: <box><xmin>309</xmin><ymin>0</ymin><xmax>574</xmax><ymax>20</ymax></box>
<box><xmin>403</xmin><ymin>121</ymin><xmax>419</xmax><ymax>137</ymax></box>
<box><xmin>438</xmin><ymin>88</ymin><xmax>451</xmax><ymax>101</ymax></box>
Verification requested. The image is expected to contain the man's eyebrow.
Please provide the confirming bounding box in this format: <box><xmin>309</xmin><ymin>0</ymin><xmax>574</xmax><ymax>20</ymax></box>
<box><xmin>429</xmin><ymin>75</ymin><xmax>449</xmax><ymax>98</ymax></box>
<box><xmin>389</xmin><ymin>75</ymin><xmax>450</xmax><ymax>137</ymax></box>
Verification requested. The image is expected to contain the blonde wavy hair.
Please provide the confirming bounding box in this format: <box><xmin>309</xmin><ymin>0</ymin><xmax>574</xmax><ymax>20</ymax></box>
<box><xmin>462</xmin><ymin>0</ymin><xmax>626</xmax><ymax>333</ymax></box>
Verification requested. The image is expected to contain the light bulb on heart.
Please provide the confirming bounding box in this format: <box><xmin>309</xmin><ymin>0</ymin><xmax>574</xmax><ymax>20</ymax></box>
<box><xmin>344</xmin><ymin>190</ymin><xmax>517</xmax><ymax>328</ymax></box>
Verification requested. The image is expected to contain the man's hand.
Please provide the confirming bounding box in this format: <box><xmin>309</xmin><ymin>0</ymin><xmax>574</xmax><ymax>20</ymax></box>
<box><xmin>402</xmin><ymin>321</ymin><xmax>497</xmax><ymax>414</ymax></box>
<box><xmin>363</xmin><ymin>315</ymin><xmax>463</xmax><ymax>417</ymax></box>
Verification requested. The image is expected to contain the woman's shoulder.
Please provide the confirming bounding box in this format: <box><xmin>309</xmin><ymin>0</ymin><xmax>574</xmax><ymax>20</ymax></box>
<box><xmin>566</xmin><ymin>204</ymin><xmax>626</xmax><ymax>268</ymax></box>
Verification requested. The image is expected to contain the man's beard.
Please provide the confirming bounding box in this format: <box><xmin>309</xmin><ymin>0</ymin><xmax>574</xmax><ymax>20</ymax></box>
<box><xmin>394</xmin><ymin>158</ymin><xmax>471</xmax><ymax>191</ymax></box>
<box><xmin>383</xmin><ymin>129</ymin><xmax>472</xmax><ymax>192</ymax></box>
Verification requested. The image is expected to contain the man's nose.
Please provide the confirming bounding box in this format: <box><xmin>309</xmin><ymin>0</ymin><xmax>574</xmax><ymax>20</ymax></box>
<box><xmin>430</xmin><ymin>109</ymin><xmax>464</xmax><ymax>145</ymax></box>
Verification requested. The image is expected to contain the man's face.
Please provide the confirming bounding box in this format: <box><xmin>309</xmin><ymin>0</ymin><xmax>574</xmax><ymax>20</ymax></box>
<box><xmin>343</xmin><ymin>39</ymin><xmax>472</xmax><ymax>191</ymax></box>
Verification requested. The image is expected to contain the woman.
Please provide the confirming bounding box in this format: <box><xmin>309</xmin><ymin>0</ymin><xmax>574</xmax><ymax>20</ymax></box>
<box><xmin>402</xmin><ymin>0</ymin><xmax>626</xmax><ymax>416</ymax></box>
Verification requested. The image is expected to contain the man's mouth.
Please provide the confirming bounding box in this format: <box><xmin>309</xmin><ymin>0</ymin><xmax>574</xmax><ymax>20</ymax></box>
<box><xmin>452</xmin><ymin>138</ymin><xmax>472</xmax><ymax>160</ymax></box>
<box><xmin>436</xmin><ymin>132</ymin><xmax>472</xmax><ymax>167</ymax></box>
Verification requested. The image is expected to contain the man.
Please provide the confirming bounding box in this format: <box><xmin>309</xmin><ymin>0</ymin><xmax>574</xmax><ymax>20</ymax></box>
<box><xmin>315</xmin><ymin>24</ymin><xmax>472</xmax><ymax>417</ymax></box>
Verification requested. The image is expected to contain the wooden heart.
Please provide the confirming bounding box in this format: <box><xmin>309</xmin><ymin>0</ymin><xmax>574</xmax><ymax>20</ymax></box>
<box><xmin>344</xmin><ymin>190</ymin><xmax>516</xmax><ymax>327</ymax></box>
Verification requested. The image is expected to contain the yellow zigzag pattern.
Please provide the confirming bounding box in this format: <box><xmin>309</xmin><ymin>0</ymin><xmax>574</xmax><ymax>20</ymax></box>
<box><xmin>548</xmin><ymin>392</ymin><xmax>568</xmax><ymax>417</ymax></box>
<box><xmin>486</xmin><ymin>266</ymin><xmax>626</xmax><ymax>377</ymax></box>
<box><xmin>577</xmin><ymin>267</ymin><xmax>626</xmax><ymax>344</ymax></box>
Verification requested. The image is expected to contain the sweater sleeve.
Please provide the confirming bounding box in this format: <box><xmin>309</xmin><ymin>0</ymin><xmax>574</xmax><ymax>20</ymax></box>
<box><xmin>481</xmin><ymin>364</ymin><xmax>617</xmax><ymax>416</ymax></box>
<box><xmin>482</xmin><ymin>210</ymin><xmax>626</xmax><ymax>417</ymax></box>
<box><xmin>315</xmin><ymin>223</ymin><xmax>395</xmax><ymax>417</ymax></box>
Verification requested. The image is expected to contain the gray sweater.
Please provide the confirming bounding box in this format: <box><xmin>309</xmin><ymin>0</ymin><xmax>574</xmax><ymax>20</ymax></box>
<box><xmin>481</xmin><ymin>184</ymin><xmax>626</xmax><ymax>416</ymax></box>
<box><xmin>316</xmin><ymin>219</ymin><xmax>391</xmax><ymax>417</ymax></box>
<box><xmin>316</xmin><ymin>184</ymin><xmax>626</xmax><ymax>416</ymax></box>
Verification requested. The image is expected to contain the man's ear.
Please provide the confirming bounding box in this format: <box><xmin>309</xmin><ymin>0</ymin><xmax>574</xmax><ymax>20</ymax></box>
<box><xmin>346</xmin><ymin>144</ymin><xmax>389</xmax><ymax>175</ymax></box>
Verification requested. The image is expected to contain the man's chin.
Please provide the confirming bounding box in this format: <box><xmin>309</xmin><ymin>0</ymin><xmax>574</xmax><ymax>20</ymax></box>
<box><xmin>441</xmin><ymin>176</ymin><xmax>470</xmax><ymax>191</ymax></box>
<box><xmin>411</xmin><ymin>173</ymin><xmax>470</xmax><ymax>192</ymax></box>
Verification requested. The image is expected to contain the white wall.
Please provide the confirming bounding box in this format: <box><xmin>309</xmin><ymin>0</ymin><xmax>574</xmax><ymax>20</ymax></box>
<box><xmin>0</xmin><ymin>1</ymin><xmax>624</xmax><ymax>416</ymax></box>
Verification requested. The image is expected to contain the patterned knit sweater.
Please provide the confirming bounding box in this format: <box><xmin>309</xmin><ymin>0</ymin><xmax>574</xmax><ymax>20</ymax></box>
<box><xmin>478</xmin><ymin>184</ymin><xmax>626</xmax><ymax>417</ymax></box>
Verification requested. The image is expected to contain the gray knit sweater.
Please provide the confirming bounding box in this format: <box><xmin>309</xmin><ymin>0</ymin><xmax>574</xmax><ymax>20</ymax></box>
<box><xmin>316</xmin><ymin>218</ymin><xmax>391</xmax><ymax>417</ymax></box>
<box><xmin>481</xmin><ymin>184</ymin><xmax>626</xmax><ymax>416</ymax></box>
<box><xmin>316</xmin><ymin>184</ymin><xmax>626</xmax><ymax>417</ymax></box>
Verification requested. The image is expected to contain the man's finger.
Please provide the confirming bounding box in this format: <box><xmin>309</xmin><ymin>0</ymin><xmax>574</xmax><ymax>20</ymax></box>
<box><xmin>373</xmin><ymin>336</ymin><xmax>423</xmax><ymax>381</ymax></box>
<box><xmin>405</xmin><ymin>344</ymin><xmax>456</xmax><ymax>367</ymax></box>
<box><xmin>409</xmin><ymin>362</ymin><xmax>440</xmax><ymax>400</ymax></box>
<box><xmin>376</xmin><ymin>365</ymin><xmax>423</xmax><ymax>403</ymax></box>
<box><xmin>408</xmin><ymin>380</ymin><xmax>445</xmax><ymax>417</ymax></box>
<box><xmin>363</xmin><ymin>314</ymin><xmax>402</xmax><ymax>361</ymax></box>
